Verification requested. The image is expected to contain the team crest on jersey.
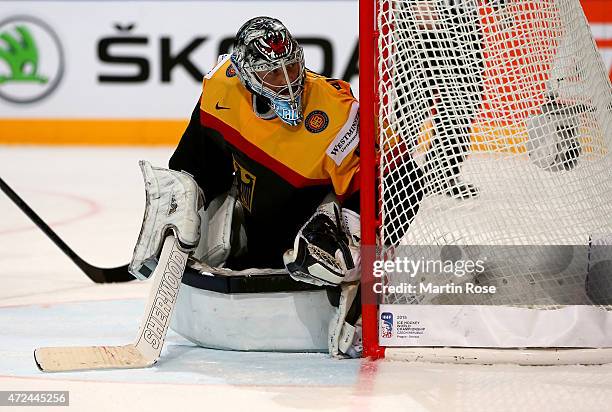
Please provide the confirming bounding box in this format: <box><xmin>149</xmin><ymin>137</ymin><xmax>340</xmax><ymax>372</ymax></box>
<box><xmin>233</xmin><ymin>158</ymin><xmax>256</xmax><ymax>212</ymax></box>
<box><xmin>226</xmin><ymin>64</ymin><xmax>237</xmax><ymax>78</ymax></box>
<box><xmin>305</xmin><ymin>110</ymin><xmax>329</xmax><ymax>133</ymax></box>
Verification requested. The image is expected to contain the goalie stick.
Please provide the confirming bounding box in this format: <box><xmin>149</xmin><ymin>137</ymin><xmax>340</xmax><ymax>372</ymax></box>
<box><xmin>34</xmin><ymin>235</ymin><xmax>188</xmax><ymax>372</ymax></box>
<box><xmin>0</xmin><ymin>177</ymin><xmax>133</xmax><ymax>283</ymax></box>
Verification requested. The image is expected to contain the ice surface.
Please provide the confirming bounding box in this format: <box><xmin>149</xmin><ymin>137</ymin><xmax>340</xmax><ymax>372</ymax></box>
<box><xmin>1</xmin><ymin>146</ymin><xmax>611</xmax><ymax>412</ymax></box>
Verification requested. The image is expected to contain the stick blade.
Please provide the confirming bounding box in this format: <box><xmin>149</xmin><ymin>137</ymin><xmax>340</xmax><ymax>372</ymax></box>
<box><xmin>83</xmin><ymin>264</ymin><xmax>134</xmax><ymax>284</ymax></box>
<box><xmin>34</xmin><ymin>344</ymin><xmax>152</xmax><ymax>372</ymax></box>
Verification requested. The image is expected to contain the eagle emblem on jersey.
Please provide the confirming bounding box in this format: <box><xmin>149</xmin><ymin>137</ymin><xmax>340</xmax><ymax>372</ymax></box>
<box><xmin>305</xmin><ymin>110</ymin><xmax>329</xmax><ymax>133</ymax></box>
<box><xmin>233</xmin><ymin>158</ymin><xmax>256</xmax><ymax>213</ymax></box>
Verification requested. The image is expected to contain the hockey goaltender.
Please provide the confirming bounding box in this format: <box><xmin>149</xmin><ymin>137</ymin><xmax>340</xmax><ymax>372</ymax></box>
<box><xmin>129</xmin><ymin>17</ymin><xmax>363</xmax><ymax>358</ymax></box>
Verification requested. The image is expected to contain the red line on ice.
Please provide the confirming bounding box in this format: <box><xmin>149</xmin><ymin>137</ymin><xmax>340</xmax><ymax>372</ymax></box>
<box><xmin>0</xmin><ymin>189</ymin><xmax>101</xmax><ymax>235</ymax></box>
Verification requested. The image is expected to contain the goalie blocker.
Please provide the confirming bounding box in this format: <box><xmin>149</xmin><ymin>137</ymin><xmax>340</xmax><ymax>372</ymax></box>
<box><xmin>129</xmin><ymin>161</ymin><xmax>203</xmax><ymax>280</ymax></box>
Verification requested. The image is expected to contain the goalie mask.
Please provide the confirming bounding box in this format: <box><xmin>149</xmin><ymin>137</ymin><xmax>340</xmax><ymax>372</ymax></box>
<box><xmin>231</xmin><ymin>17</ymin><xmax>305</xmax><ymax>126</ymax></box>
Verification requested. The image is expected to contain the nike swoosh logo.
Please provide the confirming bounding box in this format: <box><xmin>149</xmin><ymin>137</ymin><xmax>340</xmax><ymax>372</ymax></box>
<box><xmin>215</xmin><ymin>102</ymin><xmax>230</xmax><ymax>110</ymax></box>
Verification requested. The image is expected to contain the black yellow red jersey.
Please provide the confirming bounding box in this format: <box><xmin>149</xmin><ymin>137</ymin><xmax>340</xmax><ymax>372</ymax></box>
<box><xmin>169</xmin><ymin>54</ymin><xmax>360</xmax><ymax>269</ymax></box>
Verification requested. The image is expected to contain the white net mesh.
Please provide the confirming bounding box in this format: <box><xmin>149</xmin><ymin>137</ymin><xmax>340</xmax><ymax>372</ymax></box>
<box><xmin>376</xmin><ymin>0</ymin><xmax>612</xmax><ymax>307</ymax></box>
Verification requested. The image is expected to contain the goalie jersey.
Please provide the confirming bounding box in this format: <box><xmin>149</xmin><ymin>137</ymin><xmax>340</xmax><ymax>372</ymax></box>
<box><xmin>169</xmin><ymin>55</ymin><xmax>360</xmax><ymax>269</ymax></box>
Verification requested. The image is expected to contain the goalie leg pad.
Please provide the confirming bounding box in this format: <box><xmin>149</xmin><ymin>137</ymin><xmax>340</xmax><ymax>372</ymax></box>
<box><xmin>192</xmin><ymin>192</ymin><xmax>243</xmax><ymax>267</ymax></box>
<box><xmin>329</xmin><ymin>282</ymin><xmax>362</xmax><ymax>358</ymax></box>
<box><xmin>129</xmin><ymin>160</ymin><xmax>203</xmax><ymax>280</ymax></box>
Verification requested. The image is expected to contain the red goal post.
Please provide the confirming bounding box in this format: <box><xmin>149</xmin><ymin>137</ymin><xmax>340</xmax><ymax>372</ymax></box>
<box><xmin>359</xmin><ymin>0</ymin><xmax>382</xmax><ymax>359</ymax></box>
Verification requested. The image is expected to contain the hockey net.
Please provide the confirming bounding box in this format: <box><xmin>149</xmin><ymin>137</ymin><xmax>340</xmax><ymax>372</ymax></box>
<box><xmin>359</xmin><ymin>0</ymin><xmax>612</xmax><ymax>364</ymax></box>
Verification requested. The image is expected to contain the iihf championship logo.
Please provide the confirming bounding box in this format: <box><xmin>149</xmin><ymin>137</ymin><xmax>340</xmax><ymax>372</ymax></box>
<box><xmin>380</xmin><ymin>312</ymin><xmax>393</xmax><ymax>339</ymax></box>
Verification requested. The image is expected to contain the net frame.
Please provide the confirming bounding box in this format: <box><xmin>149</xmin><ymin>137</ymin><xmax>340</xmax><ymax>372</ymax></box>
<box><xmin>358</xmin><ymin>0</ymin><xmax>612</xmax><ymax>364</ymax></box>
